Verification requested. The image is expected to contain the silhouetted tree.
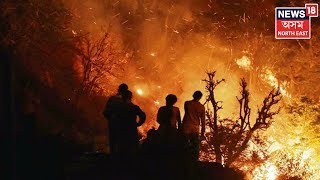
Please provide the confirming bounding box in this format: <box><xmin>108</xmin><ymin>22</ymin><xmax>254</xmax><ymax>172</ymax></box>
<box><xmin>202</xmin><ymin>71</ymin><xmax>225</xmax><ymax>163</ymax></box>
<box><xmin>0</xmin><ymin>0</ymin><xmax>124</xmax><ymax>145</ymax></box>
<box><xmin>202</xmin><ymin>71</ymin><xmax>281</xmax><ymax>166</ymax></box>
<box><xmin>74</xmin><ymin>32</ymin><xmax>119</xmax><ymax>104</ymax></box>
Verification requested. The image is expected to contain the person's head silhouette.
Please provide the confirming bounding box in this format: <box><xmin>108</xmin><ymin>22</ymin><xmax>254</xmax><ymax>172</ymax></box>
<box><xmin>118</xmin><ymin>83</ymin><xmax>128</xmax><ymax>94</ymax></box>
<box><xmin>165</xmin><ymin>94</ymin><xmax>177</xmax><ymax>106</ymax></box>
<box><xmin>122</xmin><ymin>90</ymin><xmax>133</xmax><ymax>102</ymax></box>
<box><xmin>192</xmin><ymin>91</ymin><xmax>203</xmax><ymax>101</ymax></box>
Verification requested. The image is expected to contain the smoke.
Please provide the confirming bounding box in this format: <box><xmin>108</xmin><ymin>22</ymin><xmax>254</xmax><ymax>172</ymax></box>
<box><xmin>63</xmin><ymin>0</ymin><xmax>319</xmax><ymax>125</ymax></box>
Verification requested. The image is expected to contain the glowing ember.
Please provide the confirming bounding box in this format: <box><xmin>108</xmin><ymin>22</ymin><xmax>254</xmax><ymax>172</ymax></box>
<box><xmin>136</xmin><ymin>88</ymin><xmax>144</xmax><ymax>96</ymax></box>
<box><xmin>150</xmin><ymin>52</ymin><xmax>156</xmax><ymax>57</ymax></box>
<box><xmin>71</xmin><ymin>30</ymin><xmax>77</xmax><ymax>36</ymax></box>
<box><xmin>71</xmin><ymin>30</ymin><xmax>78</xmax><ymax>37</ymax></box>
<box><xmin>154</xmin><ymin>100</ymin><xmax>160</xmax><ymax>105</ymax></box>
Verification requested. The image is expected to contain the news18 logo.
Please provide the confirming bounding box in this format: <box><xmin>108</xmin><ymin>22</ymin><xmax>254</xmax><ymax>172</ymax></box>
<box><xmin>275</xmin><ymin>3</ymin><xmax>318</xmax><ymax>39</ymax></box>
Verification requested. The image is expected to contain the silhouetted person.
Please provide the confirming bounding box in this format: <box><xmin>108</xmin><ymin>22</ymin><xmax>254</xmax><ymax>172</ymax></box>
<box><xmin>103</xmin><ymin>83</ymin><xmax>128</xmax><ymax>155</ymax></box>
<box><xmin>181</xmin><ymin>91</ymin><xmax>205</xmax><ymax>162</ymax></box>
<box><xmin>108</xmin><ymin>90</ymin><xmax>146</xmax><ymax>178</ymax></box>
<box><xmin>147</xmin><ymin>94</ymin><xmax>186</xmax><ymax>179</ymax></box>
<box><xmin>155</xmin><ymin>94</ymin><xmax>183</xmax><ymax>160</ymax></box>
<box><xmin>157</xmin><ymin>94</ymin><xmax>181</xmax><ymax>130</ymax></box>
<box><xmin>118</xmin><ymin>90</ymin><xmax>146</xmax><ymax>155</ymax></box>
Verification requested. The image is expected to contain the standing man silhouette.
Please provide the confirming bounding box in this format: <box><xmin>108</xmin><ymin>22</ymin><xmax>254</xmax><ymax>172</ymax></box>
<box><xmin>118</xmin><ymin>90</ymin><xmax>146</xmax><ymax>155</ymax></box>
<box><xmin>181</xmin><ymin>91</ymin><xmax>205</xmax><ymax>162</ymax></box>
<box><xmin>103</xmin><ymin>83</ymin><xmax>128</xmax><ymax>155</ymax></box>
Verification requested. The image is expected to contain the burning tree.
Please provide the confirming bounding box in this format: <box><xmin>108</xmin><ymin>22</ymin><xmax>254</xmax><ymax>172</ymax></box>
<box><xmin>73</xmin><ymin>32</ymin><xmax>126</xmax><ymax>105</ymax></box>
<box><xmin>202</xmin><ymin>71</ymin><xmax>281</xmax><ymax>167</ymax></box>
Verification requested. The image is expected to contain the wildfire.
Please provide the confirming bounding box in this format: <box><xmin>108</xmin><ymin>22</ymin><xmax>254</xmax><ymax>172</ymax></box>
<box><xmin>235</xmin><ymin>55</ymin><xmax>252</xmax><ymax>71</ymax></box>
<box><xmin>252</xmin><ymin>162</ymin><xmax>278</xmax><ymax>180</ymax></box>
<box><xmin>234</xmin><ymin>55</ymin><xmax>291</xmax><ymax>99</ymax></box>
<box><xmin>6</xmin><ymin>0</ymin><xmax>320</xmax><ymax>179</ymax></box>
<box><xmin>261</xmin><ymin>68</ymin><xmax>291</xmax><ymax>98</ymax></box>
<box><xmin>248</xmin><ymin>100</ymin><xmax>320</xmax><ymax>179</ymax></box>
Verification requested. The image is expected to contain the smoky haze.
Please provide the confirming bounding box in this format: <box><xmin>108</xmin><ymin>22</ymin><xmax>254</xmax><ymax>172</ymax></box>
<box><xmin>63</xmin><ymin>0</ymin><xmax>319</xmax><ymax>129</ymax></box>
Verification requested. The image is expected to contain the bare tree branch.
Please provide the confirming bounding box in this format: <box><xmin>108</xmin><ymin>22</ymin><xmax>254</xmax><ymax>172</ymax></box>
<box><xmin>202</xmin><ymin>71</ymin><xmax>281</xmax><ymax>166</ymax></box>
